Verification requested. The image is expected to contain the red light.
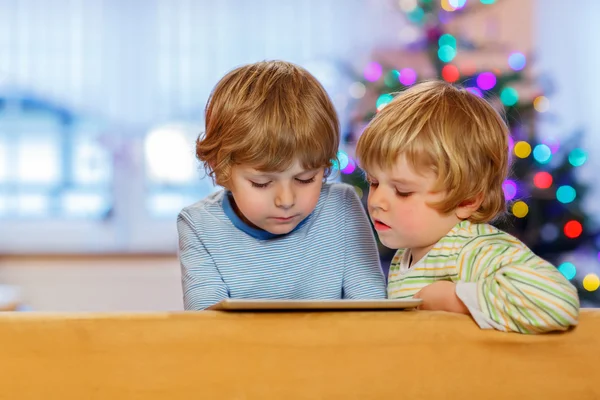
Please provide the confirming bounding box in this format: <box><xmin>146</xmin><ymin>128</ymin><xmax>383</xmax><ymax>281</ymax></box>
<box><xmin>564</xmin><ymin>220</ymin><xmax>582</xmax><ymax>238</ymax></box>
<box><xmin>533</xmin><ymin>172</ymin><xmax>553</xmax><ymax>189</ymax></box>
<box><xmin>442</xmin><ymin>65</ymin><xmax>460</xmax><ymax>83</ymax></box>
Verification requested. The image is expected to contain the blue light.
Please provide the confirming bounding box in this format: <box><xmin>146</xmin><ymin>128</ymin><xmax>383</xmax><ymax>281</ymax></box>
<box><xmin>508</xmin><ymin>52</ymin><xmax>526</xmax><ymax>71</ymax></box>
<box><xmin>556</xmin><ymin>185</ymin><xmax>576</xmax><ymax>204</ymax></box>
<box><xmin>438</xmin><ymin>45</ymin><xmax>457</xmax><ymax>63</ymax></box>
<box><xmin>558</xmin><ymin>262</ymin><xmax>576</xmax><ymax>280</ymax></box>
<box><xmin>568</xmin><ymin>148</ymin><xmax>587</xmax><ymax>167</ymax></box>
<box><xmin>533</xmin><ymin>144</ymin><xmax>552</xmax><ymax>164</ymax></box>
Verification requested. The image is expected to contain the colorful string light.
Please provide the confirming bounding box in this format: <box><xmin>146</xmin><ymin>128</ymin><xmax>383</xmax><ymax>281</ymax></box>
<box><xmin>508</xmin><ymin>52</ymin><xmax>526</xmax><ymax>71</ymax></box>
<box><xmin>534</xmin><ymin>96</ymin><xmax>550</xmax><ymax>112</ymax></box>
<box><xmin>502</xmin><ymin>180</ymin><xmax>517</xmax><ymax>201</ymax></box>
<box><xmin>583</xmin><ymin>274</ymin><xmax>599</xmax><ymax>292</ymax></box>
<box><xmin>438</xmin><ymin>45</ymin><xmax>456</xmax><ymax>62</ymax></box>
<box><xmin>533</xmin><ymin>144</ymin><xmax>552</xmax><ymax>164</ymax></box>
<box><xmin>514</xmin><ymin>141</ymin><xmax>532</xmax><ymax>158</ymax></box>
<box><xmin>466</xmin><ymin>87</ymin><xmax>483</xmax><ymax>97</ymax></box>
<box><xmin>568</xmin><ymin>148</ymin><xmax>587</xmax><ymax>167</ymax></box>
<box><xmin>512</xmin><ymin>201</ymin><xmax>529</xmax><ymax>218</ymax></box>
<box><xmin>399</xmin><ymin>68</ymin><xmax>417</xmax><ymax>86</ymax></box>
<box><xmin>556</xmin><ymin>185</ymin><xmax>576</xmax><ymax>204</ymax></box>
<box><xmin>477</xmin><ymin>72</ymin><xmax>497</xmax><ymax>90</ymax></box>
<box><xmin>349</xmin><ymin>82</ymin><xmax>366</xmax><ymax>99</ymax></box>
<box><xmin>342</xmin><ymin>158</ymin><xmax>356</xmax><ymax>174</ymax></box>
<box><xmin>564</xmin><ymin>220</ymin><xmax>582</xmax><ymax>239</ymax></box>
<box><xmin>558</xmin><ymin>262</ymin><xmax>577</xmax><ymax>280</ymax></box>
<box><xmin>438</xmin><ymin>34</ymin><xmax>457</xmax><ymax>49</ymax></box>
<box><xmin>442</xmin><ymin>65</ymin><xmax>460</xmax><ymax>82</ymax></box>
<box><xmin>384</xmin><ymin>70</ymin><xmax>401</xmax><ymax>87</ymax></box>
<box><xmin>500</xmin><ymin>87</ymin><xmax>519</xmax><ymax>106</ymax></box>
<box><xmin>364</xmin><ymin>62</ymin><xmax>382</xmax><ymax>82</ymax></box>
<box><xmin>533</xmin><ymin>172</ymin><xmax>553</xmax><ymax>189</ymax></box>
<box><xmin>376</xmin><ymin>94</ymin><xmax>394</xmax><ymax>110</ymax></box>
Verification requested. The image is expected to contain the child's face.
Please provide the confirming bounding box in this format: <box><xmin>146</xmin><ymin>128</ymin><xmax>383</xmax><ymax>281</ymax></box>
<box><xmin>228</xmin><ymin>159</ymin><xmax>324</xmax><ymax>235</ymax></box>
<box><xmin>366</xmin><ymin>155</ymin><xmax>461</xmax><ymax>264</ymax></box>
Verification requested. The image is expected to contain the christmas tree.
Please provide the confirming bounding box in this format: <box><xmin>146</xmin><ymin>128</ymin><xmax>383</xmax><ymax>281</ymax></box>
<box><xmin>338</xmin><ymin>0</ymin><xmax>600</xmax><ymax>304</ymax></box>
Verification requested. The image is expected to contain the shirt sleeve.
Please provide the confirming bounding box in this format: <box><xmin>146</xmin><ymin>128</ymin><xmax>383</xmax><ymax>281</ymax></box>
<box><xmin>340</xmin><ymin>186</ymin><xmax>387</xmax><ymax>299</ymax></box>
<box><xmin>457</xmin><ymin>237</ymin><xmax>580</xmax><ymax>333</ymax></box>
<box><xmin>177</xmin><ymin>211</ymin><xmax>229</xmax><ymax>310</ymax></box>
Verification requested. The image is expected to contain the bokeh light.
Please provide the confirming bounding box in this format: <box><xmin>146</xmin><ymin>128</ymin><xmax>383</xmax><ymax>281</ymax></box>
<box><xmin>502</xmin><ymin>180</ymin><xmax>517</xmax><ymax>201</ymax></box>
<box><xmin>354</xmin><ymin>185</ymin><xmax>364</xmax><ymax>199</ymax></box>
<box><xmin>442</xmin><ymin>65</ymin><xmax>460</xmax><ymax>82</ymax></box>
<box><xmin>399</xmin><ymin>68</ymin><xmax>417</xmax><ymax>86</ymax></box>
<box><xmin>438</xmin><ymin>45</ymin><xmax>457</xmax><ymax>62</ymax></box>
<box><xmin>376</xmin><ymin>94</ymin><xmax>394</xmax><ymax>111</ymax></box>
<box><xmin>558</xmin><ymin>262</ymin><xmax>577</xmax><ymax>280</ymax></box>
<box><xmin>514</xmin><ymin>141</ymin><xmax>532</xmax><ymax>158</ymax></box>
<box><xmin>533</xmin><ymin>96</ymin><xmax>550</xmax><ymax>113</ymax></box>
<box><xmin>556</xmin><ymin>185</ymin><xmax>576</xmax><ymax>204</ymax></box>
<box><xmin>508</xmin><ymin>52</ymin><xmax>526</xmax><ymax>71</ymax></box>
<box><xmin>407</xmin><ymin>7</ymin><xmax>425</xmax><ymax>23</ymax></box>
<box><xmin>342</xmin><ymin>158</ymin><xmax>356</xmax><ymax>174</ymax></box>
<box><xmin>512</xmin><ymin>201</ymin><xmax>529</xmax><ymax>218</ymax></box>
<box><xmin>568</xmin><ymin>148</ymin><xmax>587</xmax><ymax>167</ymax></box>
<box><xmin>441</xmin><ymin>0</ymin><xmax>457</xmax><ymax>12</ymax></box>
<box><xmin>449</xmin><ymin>0</ymin><xmax>467</xmax><ymax>8</ymax></box>
<box><xmin>477</xmin><ymin>72</ymin><xmax>497</xmax><ymax>90</ymax></box>
<box><xmin>541</xmin><ymin>223</ymin><xmax>558</xmax><ymax>242</ymax></box>
<box><xmin>564</xmin><ymin>220</ymin><xmax>582</xmax><ymax>239</ymax></box>
<box><xmin>480</xmin><ymin>0</ymin><xmax>496</xmax><ymax>4</ymax></box>
<box><xmin>384</xmin><ymin>70</ymin><xmax>401</xmax><ymax>87</ymax></box>
<box><xmin>398</xmin><ymin>0</ymin><xmax>418</xmax><ymax>13</ymax></box>
<box><xmin>533</xmin><ymin>144</ymin><xmax>552</xmax><ymax>164</ymax></box>
<box><xmin>439</xmin><ymin>34</ymin><xmax>457</xmax><ymax>49</ymax></box>
<box><xmin>466</xmin><ymin>87</ymin><xmax>483</xmax><ymax>97</ymax></box>
<box><xmin>364</xmin><ymin>62</ymin><xmax>383</xmax><ymax>82</ymax></box>
<box><xmin>349</xmin><ymin>82</ymin><xmax>366</xmax><ymax>99</ymax></box>
<box><xmin>543</xmin><ymin>136</ymin><xmax>560</xmax><ymax>154</ymax></box>
<box><xmin>533</xmin><ymin>171</ymin><xmax>553</xmax><ymax>189</ymax></box>
<box><xmin>583</xmin><ymin>274</ymin><xmax>600</xmax><ymax>292</ymax></box>
<box><xmin>337</xmin><ymin>151</ymin><xmax>349</xmax><ymax>170</ymax></box>
<box><xmin>500</xmin><ymin>87</ymin><xmax>519</xmax><ymax>106</ymax></box>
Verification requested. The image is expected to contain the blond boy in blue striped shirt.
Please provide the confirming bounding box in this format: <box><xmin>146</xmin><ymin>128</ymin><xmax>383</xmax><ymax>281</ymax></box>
<box><xmin>178</xmin><ymin>61</ymin><xmax>386</xmax><ymax>310</ymax></box>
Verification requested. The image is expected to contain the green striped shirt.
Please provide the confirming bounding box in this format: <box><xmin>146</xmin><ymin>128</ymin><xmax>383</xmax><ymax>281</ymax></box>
<box><xmin>388</xmin><ymin>220</ymin><xmax>580</xmax><ymax>334</ymax></box>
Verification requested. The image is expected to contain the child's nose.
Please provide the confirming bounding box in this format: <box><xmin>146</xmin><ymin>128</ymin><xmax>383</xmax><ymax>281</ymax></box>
<box><xmin>275</xmin><ymin>186</ymin><xmax>295</xmax><ymax>209</ymax></box>
<box><xmin>368</xmin><ymin>187</ymin><xmax>387</xmax><ymax>211</ymax></box>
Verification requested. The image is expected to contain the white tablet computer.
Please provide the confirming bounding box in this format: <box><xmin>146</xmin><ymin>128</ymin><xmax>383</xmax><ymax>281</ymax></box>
<box><xmin>206</xmin><ymin>298</ymin><xmax>422</xmax><ymax>311</ymax></box>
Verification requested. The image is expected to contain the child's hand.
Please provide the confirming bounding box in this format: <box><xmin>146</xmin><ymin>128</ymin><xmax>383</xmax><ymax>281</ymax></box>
<box><xmin>413</xmin><ymin>281</ymin><xmax>470</xmax><ymax>314</ymax></box>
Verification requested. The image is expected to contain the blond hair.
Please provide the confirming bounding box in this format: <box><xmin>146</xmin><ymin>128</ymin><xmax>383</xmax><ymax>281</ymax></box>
<box><xmin>197</xmin><ymin>60</ymin><xmax>339</xmax><ymax>186</ymax></box>
<box><xmin>356</xmin><ymin>80</ymin><xmax>509</xmax><ymax>223</ymax></box>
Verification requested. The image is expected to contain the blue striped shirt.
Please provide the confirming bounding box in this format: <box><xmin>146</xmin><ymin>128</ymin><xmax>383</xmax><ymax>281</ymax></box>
<box><xmin>177</xmin><ymin>183</ymin><xmax>387</xmax><ymax>310</ymax></box>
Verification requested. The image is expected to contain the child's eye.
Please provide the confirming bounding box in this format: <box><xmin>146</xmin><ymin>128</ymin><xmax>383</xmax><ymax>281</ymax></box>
<box><xmin>396</xmin><ymin>191</ymin><xmax>413</xmax><ymax>198</ymax></box>
<box><xmin>296</xmin><ymin>177</ymin><xmax>316</xmax><ymax>185</ymax></box>
<box><xmin>250</xmin><ymin>181</ymin><xmax>271</xmax><ymax>188</ymax></box>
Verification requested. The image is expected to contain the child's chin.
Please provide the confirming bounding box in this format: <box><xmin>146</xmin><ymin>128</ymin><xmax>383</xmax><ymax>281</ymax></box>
<box><xmin>265</xmin><ymin>224</ymin><xmax>297</xmax><ymax>235</ymax></box>
<box><xmin>377</xmin><ymin>236</ymin><xmax>402</xmax><ymax>250</ymax></box>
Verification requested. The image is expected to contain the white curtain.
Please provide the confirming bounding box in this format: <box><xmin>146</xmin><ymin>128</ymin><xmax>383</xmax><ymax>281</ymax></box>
<box><xmin>536</xmin><ymin>0</ymin><xmax>600</xmax><ymax>221</ymax></box>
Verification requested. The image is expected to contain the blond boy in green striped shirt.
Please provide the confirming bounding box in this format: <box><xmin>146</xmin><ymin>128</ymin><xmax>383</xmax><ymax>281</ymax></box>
<box><xmin>356</xmin><ymin>81</ymin><xmax>579</xmax><ymax>333</ymax></box>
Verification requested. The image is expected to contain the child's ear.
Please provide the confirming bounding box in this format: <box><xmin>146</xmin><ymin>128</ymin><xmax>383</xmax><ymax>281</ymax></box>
<box><xmin>455</xmin><ymin>193</ymin><xmax>484</xmax><ymax>220</ymax></box>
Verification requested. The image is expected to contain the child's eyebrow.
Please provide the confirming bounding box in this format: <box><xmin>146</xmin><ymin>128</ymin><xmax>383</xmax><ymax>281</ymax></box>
<box><xmin>248</xmin><ymin>169</ymin><xmax>318</xmax><ymax>178</ymax></box>
<box><xmin>391</xmin><ymin>178</ymin><xmax>418</xmax><ymax>186</ymax></box>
